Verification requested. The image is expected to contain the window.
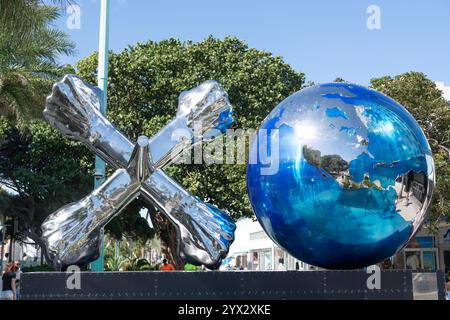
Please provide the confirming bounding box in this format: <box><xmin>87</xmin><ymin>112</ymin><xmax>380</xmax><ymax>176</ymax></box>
<box><xmin>406</xmin><ymin>236</ymin><xmax>435</xmax><ymax>249</ymax></box>
<box><xmin>405</xmin><ymin>251</ymin><xmax>421</xmax><ymax>270</ymax></box>
<box><xmin>249</xmin><ymin>231</ymin><xmax>267</xmax><ymax>240</ymax></box>
<box><xmin>422</xmin><ymin>251</ymin><xmax>437</xmax><ymax>271</ymax></box>
<box><xmin>404</xmin><ymin>248</ymin><xmax>439</xmax><ymax>271</ymax></box>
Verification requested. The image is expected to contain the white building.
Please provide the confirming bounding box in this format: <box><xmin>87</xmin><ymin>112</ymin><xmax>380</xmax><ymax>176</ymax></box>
<box><xmin>435</xmin><ymin>81</ymin><xmax>450</xmax><ymax>101</ymax></box>
<box><xmin>1</xmin><ymin>238</ymin><xmax>43</xmax><ymax>268</ymax></box>
<box><xmin>224</xmin><ymin>218</ymin><xmax>314</xmax><ymax>271</ymax></box>
<box><xmin>225</xmin><ymin>218</ymin><xmax>450</xmax><ymax>273</ymax></box>
<box><xmin>395</xmin><ymin>222</ymin><xmax>450</xmax><ymax>273</ymax></box>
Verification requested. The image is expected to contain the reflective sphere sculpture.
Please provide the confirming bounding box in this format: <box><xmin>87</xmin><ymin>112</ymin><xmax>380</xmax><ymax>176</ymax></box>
<box><xmin>247</xmin><ymin>83</ymin><xmax>435</xmax><ymax>269</ymax></box>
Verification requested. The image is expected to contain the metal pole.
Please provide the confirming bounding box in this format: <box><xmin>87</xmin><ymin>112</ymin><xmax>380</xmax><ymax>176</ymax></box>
<box><xmin>8</xmin><ymin>232</ymin><xmax>13</xmax><ymax>263</ymax></box>
<box><xmin>91</xmin><ymin>0</ymin><xmax>110</xmax><ymax>272</ymax></box>
<box><xmin>0</xmin><ymin>215</ymin><xmax>4</xmax><ymax>271</ymax></box>
<box><xmin>271</xmin><ymin>243</ymin><xmax>275</xmax><ymax>270</ymax></box>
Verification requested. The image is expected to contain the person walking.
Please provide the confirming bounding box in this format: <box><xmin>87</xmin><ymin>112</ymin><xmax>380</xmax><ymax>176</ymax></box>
<box><xmin>1</xmin><ymin>262</ymin><xmax>17</xmax><ymax>300</ymax></box>
<box><xmin>159</xmin><ymin>259</ymin><xmax>176</xmax><ymax>271</ymax></box>
<box><xmin>446</xmin><ymin>273</ymin><xmax>450</xmax><ymax>300</ymax></box>
<box><xmin>14</xmin><ymin>261</ymin><xmax>22</xmax><ymax>300</ymax></box>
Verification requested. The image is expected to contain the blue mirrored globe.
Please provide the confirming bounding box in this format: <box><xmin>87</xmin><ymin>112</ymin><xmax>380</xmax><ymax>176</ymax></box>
<box><xmin>247</xmin><ymin>83</ymin><xmax>435</xmax><ymax>269</ymax></box>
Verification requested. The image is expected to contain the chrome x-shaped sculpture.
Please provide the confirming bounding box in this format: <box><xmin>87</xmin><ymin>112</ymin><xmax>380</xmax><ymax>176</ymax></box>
<box><xmin>38</xmin><ymin>75</ymin><xmax>236</xmax><ymax>270</ymax></box>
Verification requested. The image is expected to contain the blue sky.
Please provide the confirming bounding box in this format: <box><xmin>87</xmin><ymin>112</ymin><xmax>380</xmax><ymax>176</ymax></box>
<box><xmin>56</xmin><ymin>0</ymin><xmax>450</xmax><ymax>86</ymax></box>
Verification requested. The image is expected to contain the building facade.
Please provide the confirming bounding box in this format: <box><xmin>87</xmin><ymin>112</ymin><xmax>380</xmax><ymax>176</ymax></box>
<box><xmin>226</xmin><ymin>218</ymin><xmax>450</xmax><ymax>274</ymax></box>
<box><xmin>224</xmin><ymin>218</ymin><xmax>315</xmax><ymax>271</ymax></box>
<box><xmin>394</xmin><ymin>222</ymin><xmax>450</xmax><ymax>274</ymax></box>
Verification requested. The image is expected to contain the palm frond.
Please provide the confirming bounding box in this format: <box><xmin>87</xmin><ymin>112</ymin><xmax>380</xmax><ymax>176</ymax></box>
<box><xmin>0</xmin><ymin>0</ymin><xmax>75</xmax><ymax>127</ymax></box>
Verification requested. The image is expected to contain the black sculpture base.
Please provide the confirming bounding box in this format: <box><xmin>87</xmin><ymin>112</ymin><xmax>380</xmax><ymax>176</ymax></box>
<box><xmin>20</xmin><ymin>270</ymin><xmax>447</xmax><ymax>300</ymax></box>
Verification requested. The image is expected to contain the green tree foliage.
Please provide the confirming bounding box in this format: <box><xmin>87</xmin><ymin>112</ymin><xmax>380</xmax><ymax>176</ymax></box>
<box><xmin>0</xmin><ymin>0</ymin><xmax>75</xmax><ymax>127</ymax></box>
<box><xmin>0</xmin><ymin>119</ymin><xmax>92</xmax><ymax>236</ymax></box>
<box><xmin>333</xmin><ymin>77</ymin><xmax>347</xmax><ymax>83</ymax></box>
<box><xmin>370</xmin><ymin>72</ymin><xmax>450</xmax><ymax>226</ymax></box>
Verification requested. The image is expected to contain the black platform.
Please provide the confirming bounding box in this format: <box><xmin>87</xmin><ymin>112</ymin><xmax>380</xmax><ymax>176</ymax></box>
<box><xmin>20</xmin><ymin>270</ymin><xmax>447</xmax><ymax>300</ymax></box>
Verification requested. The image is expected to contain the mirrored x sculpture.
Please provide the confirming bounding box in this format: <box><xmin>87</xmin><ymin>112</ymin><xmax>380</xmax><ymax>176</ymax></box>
<box><xmin>38</xmin><ymin>75</ymin><xmax>236</xmax><ymax>270</ymax></box>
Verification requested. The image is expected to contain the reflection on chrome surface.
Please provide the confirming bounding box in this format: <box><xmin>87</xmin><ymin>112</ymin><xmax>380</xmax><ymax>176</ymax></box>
<box><xmin>40</xmin><ymin>75</ymin><xmax>236</xmax><ymax>269</ymax></box>
<box><xmin>41</xmin><ymin>136</ymin><xmax>151</xmax><ymax>270</ymax></box>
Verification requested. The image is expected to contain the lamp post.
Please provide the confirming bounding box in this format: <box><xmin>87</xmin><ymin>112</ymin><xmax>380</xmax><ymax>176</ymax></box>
<box><xmin>90</xmin><ymin>0</ymin><xmax>110</xmax><ymax>272</ymax></box>
<box><xmin>0</xmin><ymin>215</ymin><xmax>4</xmax><ymax>271</ymax></box>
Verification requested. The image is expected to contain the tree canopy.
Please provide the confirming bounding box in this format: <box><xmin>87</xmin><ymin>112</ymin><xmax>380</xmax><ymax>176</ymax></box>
<box><xmin>370</xmin><ymin>72</ymin><xmax>450</xmax><ymax>226</ymax></box>
<box><xmin>0</xmin><ymin>0</ymin><xmax>75</xmax><ymax>127</ymax></box>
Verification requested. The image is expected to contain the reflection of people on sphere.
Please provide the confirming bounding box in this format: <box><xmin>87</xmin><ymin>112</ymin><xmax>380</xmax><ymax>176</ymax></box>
<box><xmin>278</xmin><ymin>258</ymin><xmax>285</xmax><ymax>271</ymax></box>
<box><xmin>380</xmin><ymin>259</ymin><xmax>392</xmax><ymax>269</ymax></box>
<box><xmin>408</xmin><ymin>238</ymin><xmax>420</xmax><ymax>248</ymax></box>
<box><xmin>160</xmin><ymin>259</ymin><xmax>176</xmax><ymax>271</ymax></box>
<box><xmin>1</xmin><ymin>262</ymin><xmax>17</xmax><ymax>300</ymax></box>
<box><xmin>406</xmin><ymin>252</ymin><xmax>420</xmax><ymax>270</ymax></box>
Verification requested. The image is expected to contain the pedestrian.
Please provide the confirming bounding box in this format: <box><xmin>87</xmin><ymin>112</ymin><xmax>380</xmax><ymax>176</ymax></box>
<box><xmin>159</xmin><ymin>259</ymin><xmax>176</xmax><ymax>271</ymax></box>
<box><xmin>1</xmin><ymin>262</ymin><xmax>17</xmax><ymax>300</ymax></box>
<box><xmin>14</xmin><ymin>261</ymin><xmax>22</xmax><ymax>300</ymax></box>
<box><xmin>277</xmin><ymin>258</ymin><xmax>285</xmax><ymax>271</ymax></box>
<box><xmin>446</xmin><ymin>273</ymin><xmax>450</xmax><ymax>300</ymax></box>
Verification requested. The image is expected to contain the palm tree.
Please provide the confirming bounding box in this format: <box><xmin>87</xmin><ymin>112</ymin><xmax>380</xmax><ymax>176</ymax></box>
<box><xmin>0</xmin><ymin>0</ymin><xmax>75</xmax><ymax>127</ymax></box>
